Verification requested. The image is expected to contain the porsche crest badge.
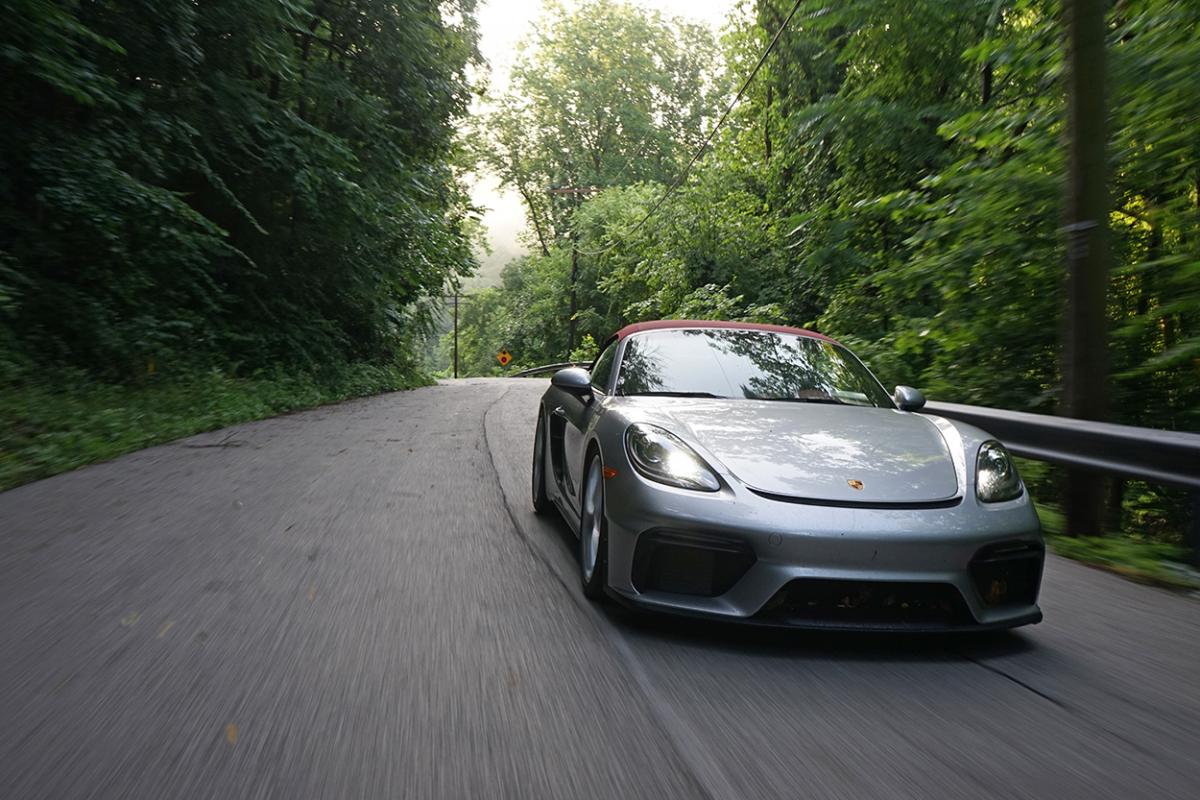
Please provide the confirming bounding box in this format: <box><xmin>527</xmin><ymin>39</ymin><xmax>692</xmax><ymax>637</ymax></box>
<box><xmin>847</xmin><ymin>479</ymin><xmax>864</xmax><ymax>491</ymax></box>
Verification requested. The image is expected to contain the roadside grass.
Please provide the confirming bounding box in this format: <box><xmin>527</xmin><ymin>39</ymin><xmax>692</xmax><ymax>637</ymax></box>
<box><xmin>1035</xmin><ymin>502</ymin><xmax>1200</xmax><ymax>591</ymax></box>
<box><xmin>0</xmin><ymin>364</ymin><xmax>429</xmax><ymax>492</ymax></box>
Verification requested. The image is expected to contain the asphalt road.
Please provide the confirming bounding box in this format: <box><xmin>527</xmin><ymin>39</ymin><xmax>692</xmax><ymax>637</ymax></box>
<box><xmin>2</xmin><ymin>378</ymin><xmax>1198</xmax><ymax>799</ymax></box>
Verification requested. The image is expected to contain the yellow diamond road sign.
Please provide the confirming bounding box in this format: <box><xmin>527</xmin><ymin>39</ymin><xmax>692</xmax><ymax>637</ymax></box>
<box><xmin>496</xmin><ymin>349</ymin><xmax>512</xmax><ymax>366</ymax></box>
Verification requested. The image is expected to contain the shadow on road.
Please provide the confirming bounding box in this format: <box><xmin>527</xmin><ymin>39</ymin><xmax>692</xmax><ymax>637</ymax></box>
<box><xmin>604</xmin><ymin>605</ymin><xmax>1038</xmax><ymax>664</ymax></box>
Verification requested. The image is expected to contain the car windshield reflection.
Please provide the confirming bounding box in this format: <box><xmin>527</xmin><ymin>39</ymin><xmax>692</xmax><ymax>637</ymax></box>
<box><xmin>615</xmin><ymin>329</ymin><xmax>892</xmax><ymax>408</ymax></box>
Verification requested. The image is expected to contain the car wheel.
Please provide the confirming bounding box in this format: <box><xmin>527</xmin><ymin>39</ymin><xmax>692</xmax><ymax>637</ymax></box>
<box><xmin>532</xmin><ymin>410</ymin><xmax>550</xmax><ymax>515</ymax></box>
<box><xmin>579</xmin><ymin>451</ymin><xmax>608</xmax><ymax>601</ymax></box>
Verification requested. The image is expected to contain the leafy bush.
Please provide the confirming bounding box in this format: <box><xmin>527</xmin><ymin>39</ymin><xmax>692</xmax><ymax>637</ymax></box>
<box><xmin>0</xmin><ymin>0</ymin><xmax>480</xmax><ymax>380</ymax></box>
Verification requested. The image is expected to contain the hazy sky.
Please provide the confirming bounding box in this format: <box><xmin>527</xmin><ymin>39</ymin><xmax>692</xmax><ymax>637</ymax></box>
<box><xmin>466</xmin><ymin>0</ymin><xmax>737</xmax><ymax>287</ymax></box>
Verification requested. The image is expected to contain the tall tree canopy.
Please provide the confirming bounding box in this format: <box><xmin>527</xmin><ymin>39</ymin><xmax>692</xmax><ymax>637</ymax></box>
<box><xmin>482</xmin><ymin>0</ymin><xmax>721</xmax><ymax>250</ymax></box>
<box><xmin>461</xmin><ymin>0</ymin><xmax>1198</xmax><ymax>428</ymax></box>
<box><xmin>454</xmin><ymin>0</ymin><xmax>1198</xmax><ymax>540</ymax></box>
<box><xmin>1</xmin><ymin>0</ymin><xmax>481</xmax><ymax>380</ymax></box>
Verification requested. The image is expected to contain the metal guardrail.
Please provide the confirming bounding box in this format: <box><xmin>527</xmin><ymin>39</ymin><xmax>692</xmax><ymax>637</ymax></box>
<box><xmin>511</xmin><ymin>361</ymin><xmax>590</xmax><ymax>377</ymax></box>
<box><xmin>515</xmin><ymin>361</ymin><xmax>1198</xmax><ymax>554</ymax></box>
<box><xmin>922</xmin><ymin>401</ymin><xmax>1200</xmax><ymax>492</ymax></box>
<box><xmin>923</xmin><ymin>401</ymin><xmax>1200</xmax><ymax>564</ymax></box>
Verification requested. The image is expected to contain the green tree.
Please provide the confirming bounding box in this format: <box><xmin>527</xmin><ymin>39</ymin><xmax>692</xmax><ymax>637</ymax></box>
<box><xmin>477</xmin><ymin>0</ymin><xmax>721</xmax><ymax>351</ymax></box>
<box><xmin>470</xmin><ymin>0</ymin><xmax>1198</xmax><ymax>546</ymax></box>
<box><xmin>484</xmin><ymin>0</ymin><xmax>721</xmax><ymax>244</ymax></box>
<box><xmin>1</xmin><ymin>0</ymin><xmax>482</xmax><ymax>379</ymax></box>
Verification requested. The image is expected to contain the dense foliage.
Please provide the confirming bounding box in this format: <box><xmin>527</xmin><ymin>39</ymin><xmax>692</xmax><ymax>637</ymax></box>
<box><xmin>466</xmin><ymin>0</ymin><xmax>723</xmax><ymax>352</ymax></box>
<box><xmin>1</xmin><ymin>0</ymin><xmax>481</xmax><ymax>381</ymax></box>
<box><xmin>461</xmin><ymin>0</ymin><xmax>1198</xmax><ymax>540</ymax></box>
<box><xmin>481</xmin><ymin>0</ymin><xmax>720</xmax><ymax>250</ymax></box>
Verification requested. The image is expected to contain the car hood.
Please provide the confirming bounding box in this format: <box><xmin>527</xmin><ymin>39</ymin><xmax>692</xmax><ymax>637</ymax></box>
<box><xmin>642</xmin><ymin>399</ymin><xmax>960</xmax><ymax>504</ymax></box>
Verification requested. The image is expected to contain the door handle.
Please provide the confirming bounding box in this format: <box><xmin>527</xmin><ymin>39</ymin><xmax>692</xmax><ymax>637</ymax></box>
<box><xmin>551</xmin><ymin>406</ymin><xmax>567</xmax><ymax>419</ymax></box>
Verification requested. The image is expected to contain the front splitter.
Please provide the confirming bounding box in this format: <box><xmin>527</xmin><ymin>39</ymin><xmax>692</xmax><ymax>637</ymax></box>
<box><xmin>604</xmin><ymin>587</ymin><xmax>1043</xmax><ymax>633</ymax></box>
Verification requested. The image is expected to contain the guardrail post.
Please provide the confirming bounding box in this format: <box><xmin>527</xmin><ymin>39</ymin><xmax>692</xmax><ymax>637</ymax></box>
<box><xmin>1189</xmin><ymin>492</ymin><xmax>1200</xmax><ymax>568</ymax></box>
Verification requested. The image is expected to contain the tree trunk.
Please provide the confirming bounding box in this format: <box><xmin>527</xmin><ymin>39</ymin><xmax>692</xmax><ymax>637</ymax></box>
<box><xmin>764</xmin><ymin>83</ymin><xmax>773</xmax><ymax>163</ymax></box>
<box><xmin>517</xmin><ymin>183</ymin><xmax>552</xmax><ymax>257</ymax></box>
<box><xmin>567</xmin><ymin>241</ymin><xmax>579</xmax><ymax>354</ymax></box>
<box><xmin>296</xmin><ymin>5</ymin><xmax>324</xmax><ymax>123</ymax></box>
<box><xmin>1059</xmin><ymin>0</ymin><xmax>1111</xmax><ymax>537</ymax></box>
<box><xmin>981</xmin><ymin>0</ymin><xmax>1003</xmax><ymax>106</ymax></box>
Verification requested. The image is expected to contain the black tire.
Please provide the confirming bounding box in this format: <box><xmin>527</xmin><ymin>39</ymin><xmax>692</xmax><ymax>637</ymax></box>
<box><xmin>531</xmin><ymin>410</ymin><xmax>551</xmax><ymax>515</ymax></box>
<box><xmin>578</xmin><ymin>452</ymin><xmax>609</xmax><ymax>601</ymax></box>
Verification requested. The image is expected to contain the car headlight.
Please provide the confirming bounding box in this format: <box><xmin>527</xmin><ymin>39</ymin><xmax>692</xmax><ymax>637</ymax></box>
<box><xmin>625</xmin><ymin>423</ymin><xmax>720</xmax><ymax>492</ymax></box>
<box><xmin>976</xmin><ymin>440</ymin><xmax>1023</xmax><ymax>502</ymax></box>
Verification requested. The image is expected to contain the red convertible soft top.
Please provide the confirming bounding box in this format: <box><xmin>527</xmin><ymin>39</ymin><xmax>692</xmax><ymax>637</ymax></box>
<box><xmin>609</xmin><ymin>319</ymin><xmax>839</xmax><ymax>345</ymax></box>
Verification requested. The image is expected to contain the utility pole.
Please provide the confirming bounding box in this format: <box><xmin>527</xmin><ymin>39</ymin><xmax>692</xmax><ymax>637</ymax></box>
<box><xmin>1060</xmin><ymin>0</ymin><xmax>1110</xmax><ymax>536</ymax></box>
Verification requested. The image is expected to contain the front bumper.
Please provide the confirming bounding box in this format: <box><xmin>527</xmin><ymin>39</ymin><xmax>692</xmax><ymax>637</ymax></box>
<box><xmin>602</xmin><ymin>468</ymin><xmax>1044</xmax><ymax>631</ymax></box>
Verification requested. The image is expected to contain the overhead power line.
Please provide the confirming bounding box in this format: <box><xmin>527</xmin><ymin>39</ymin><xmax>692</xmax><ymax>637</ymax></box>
<box><xmin>572</xmin><ymin>0</ymin><xmax>805</xmax><ymax>258</ymax></box>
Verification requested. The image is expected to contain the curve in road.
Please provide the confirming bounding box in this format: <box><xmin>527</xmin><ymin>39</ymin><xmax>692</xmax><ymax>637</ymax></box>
<box><xmin>1</xmin><ymin>378</ymin><xmax>1197</xmax><ymax>799</ymax></box>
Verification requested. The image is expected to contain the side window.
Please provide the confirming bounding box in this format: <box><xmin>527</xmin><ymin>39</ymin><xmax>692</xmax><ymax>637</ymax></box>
<box><xmin>590</xmin><ymin>342</ymin><xmax>617</xmax><ymax>392</ymax></box>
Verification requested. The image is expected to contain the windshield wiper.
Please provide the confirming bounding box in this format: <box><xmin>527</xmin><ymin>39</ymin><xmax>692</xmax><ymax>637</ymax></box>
<box><xmin>622</xmin><ymin>390</ymin><xmax>722</xmax><ymax>398</ymax></box>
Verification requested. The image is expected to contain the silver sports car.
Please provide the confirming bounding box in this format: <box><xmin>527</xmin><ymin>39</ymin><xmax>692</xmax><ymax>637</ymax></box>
<box><xmin>532</xmin><ymin>320</ymin><xmax>1044</xmax><ymax>631</ymax></box>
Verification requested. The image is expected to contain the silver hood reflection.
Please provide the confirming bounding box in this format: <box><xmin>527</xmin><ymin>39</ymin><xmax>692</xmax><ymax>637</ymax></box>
<box><xmin>638</xmin><ymin>399</ymin><xmax>960</xmax><ymax>505</ymax></box>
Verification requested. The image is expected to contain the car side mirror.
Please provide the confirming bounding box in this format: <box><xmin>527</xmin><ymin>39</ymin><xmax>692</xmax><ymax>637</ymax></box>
<box><xmin>893</xmin><ymin>385</ymin><xmax>926</xmax><ymax>411</ymax></box>
<box><xmin>551</xmin><ymin>367</ymin><xmax>593</xmax><ymax>400</ymax></box>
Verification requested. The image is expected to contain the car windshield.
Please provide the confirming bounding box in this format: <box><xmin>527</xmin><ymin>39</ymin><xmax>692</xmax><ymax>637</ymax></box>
<box><xmin>614</xmin><ymin>328</ymin><xmax>893</xmax><ymax>408</ymax></box>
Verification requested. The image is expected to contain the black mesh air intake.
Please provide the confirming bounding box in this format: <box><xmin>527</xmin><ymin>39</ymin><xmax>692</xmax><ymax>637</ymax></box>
<box><xmin>631</xmin><ymin>530</ymin><xmax>756</xmax><ymax>597</ymax></box>
<box><xmin>969</xmin><ymin>540</ymin><xmax>1044</xmax><ymax>607</ymax></box>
